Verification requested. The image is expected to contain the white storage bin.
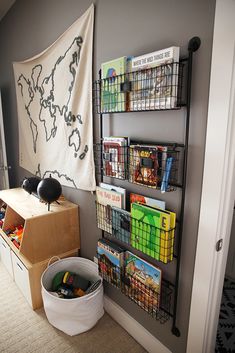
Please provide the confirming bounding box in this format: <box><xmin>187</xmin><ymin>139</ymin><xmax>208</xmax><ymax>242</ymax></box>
<box><xmin>41</xmin><ymin>257</ymin><xmax>104</xmax><ymax>336</ymax></box>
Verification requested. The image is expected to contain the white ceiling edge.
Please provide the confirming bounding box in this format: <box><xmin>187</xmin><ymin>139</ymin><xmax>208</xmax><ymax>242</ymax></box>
<box><xmin>0</xmin><ymin>0</ymin><xmax>16</xmax><ymax>22</ymax></box>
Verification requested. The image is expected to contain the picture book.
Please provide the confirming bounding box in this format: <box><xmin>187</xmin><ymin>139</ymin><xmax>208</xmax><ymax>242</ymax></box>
<box><xmin>129</xmin><ymin>46</ymin><xmax>180</xmax><ymax>110</ymax></box>
<box><xmin>96</xmin><ymin>186</ymin><xmax>123</xmax><ymax>233</ymax></box>
<box><xmin>97</xmin><ymin>238</ymin><xmax>125</xmax><ymax>286</ymax></box>
<box><xmin>128</xmin><ymin>144</ymin><xmax>159</xmax><ymax>188</ymax></box>
<box><xmin>130</xmin><ymin>193</ymin><xmax>166</xmax><ymax>210</ymax></box>
<box><xmin>102</xmin><ymin>136</ymin><xmax>128</xmax><ymax>180</ymax></box>
<box><xmin>101</xmin><ymin>56</ymin><xmax>127</xmax><ymax>112</ymax></box>
<box><xmin>130</xmin><ymin>202</ymin><xmax>169</xmax><ymax>260</ymax></box>
<box><xmin>125</xmin><ymin>251</ymin><xmax>162</xmax><ymax>310</ymax></box>
<box><xmin>131</xmin><ymin>46</ymin><xmax>180</xmax><ymax>71</ymax></box>
<box><xmin>112</xmin><ymin>207</ymin><xmax>130</xmax><ymax>244</ymax></box>
<box><xmin>100</xmin><ymin>182</ymin><xmax>126</xmax><ymax>209</ymax></box>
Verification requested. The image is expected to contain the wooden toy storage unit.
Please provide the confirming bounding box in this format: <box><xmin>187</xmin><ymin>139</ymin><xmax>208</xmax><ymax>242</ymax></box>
<box><xmin>0</xmin><ymin>187</ymin><xmax>80</xmax><ymax>309</ymax></box>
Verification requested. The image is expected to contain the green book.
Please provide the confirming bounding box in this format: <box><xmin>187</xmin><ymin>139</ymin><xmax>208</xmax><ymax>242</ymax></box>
<box><xmin>131</xmin><ymin>202</ymin><xmax>169</xmax><ymax>260</ymax></box>
<box><xmin>101</xmin><ymin>56</ymin><xmax>127</xmax><ymax>112</ymax></box>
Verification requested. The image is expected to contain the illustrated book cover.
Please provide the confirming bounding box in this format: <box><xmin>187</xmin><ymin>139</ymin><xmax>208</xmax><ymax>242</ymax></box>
<box><xmin>96</xmin><ymin>186</ymin><xmax>123</xmax><ymax>233</ymax></box>
<box><xmin>101</xmin><ymin>56</ymin><xmax>127</xmax><ymax>112</ymax></box>
<box><xmin>130</xmin><ymin>192</ymin><xmax>166</xmax><ymax>210</ymax></box>
<box><xmin>100</xmin><ymin>182</ymin><xmax>126</xmax><ymax>209</ymax></box>
<box><xmin>130</xmin><ymin>202</ymin><xmax>166</xmax><ymax>260</ymax></box>
<box><xmin>125</xmin><ymin>251</ymin><xmax>162</xmax><ymax>310</ymax></box>
<box><xmin>129</xmin><ymin>46</ymin><xmax>180</xmax><ymax>110</ymax></box>
<box><xmin>112</xmin><ymin>207</ymin><xmax>131</xmax><ymax>244</ymax></box>
<box><xmin>97</xmin><ymin>238</ymin><xmax>125</xmax><ymax>286</ymax></box>
<box><xmin>128</xmin><ymin>144</ymin><xmax>160</xmax><ymax>188</ymax></box>
<box><xmin>102</xmin><ymin>136</ymin><xmax>128</xmax><ymax>180</ymax></box>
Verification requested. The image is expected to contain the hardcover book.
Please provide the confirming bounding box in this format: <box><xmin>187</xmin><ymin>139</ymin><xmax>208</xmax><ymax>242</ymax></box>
<box><xmin>130</xmin><ymin>202</ymin><xmax>167</xmax><ymax>260</ymax></box>
<box><xmin>100</xmin><ymin>182</ymin><xmax>126</xmax><ymax>209</ymax></box>
<box><xmin>112</xmin><ymin>207</ymin><xmax>130</xmax><ymax>244</ymax></box>
<box><xmin>96</xmin><ymin>186</ymin><xmax>123</xmax><ymax>233</ymax></box>
<box><xmin>130</xmin><ymin>193</ymin><xmax>166</xmax><ymax>210</ymax></box>
<box><xmin>128</xmin><ymin>144</ymin><xmax>159</xmax><ymax>188</ymax></box>
<box><xmin>101</xmin><ymin>56</ymin><xmax>127</xmax><ymax>112</ymax></box>
<box><xmin>102</xmin><ymin>137</ymin><xmax>128</xmax><ymax>180</ymax></box>
<box><xmin>125</xmin><ymin>251</ymin><xmax>162</xmax><ymax>310</ymax></box>
<box><xmin>97</xmin><ymin>238</ymin><xmax>125</xmax><ymax>286</ymax></box>
<box><xmin>129</xmin><ymin>46</ymin><xmax>180</xmax><ymax>110</ymax></box>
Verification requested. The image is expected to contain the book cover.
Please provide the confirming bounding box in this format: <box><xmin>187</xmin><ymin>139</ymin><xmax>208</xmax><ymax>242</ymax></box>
<box><xmin>101</xmin><ymin>56</ymin><xmax>127</xmax><ymax>112</ymax></box>
<box><xmin>100</xmin><ymin>182</ymin><xmax>126</xmax><ymax>209</ymax></box>
<box><xmin>138</xmin><ymin>203</ymin><xmax>176</xmax><ymax>263</ymax></box>
<box><xmin>112</xmin><ymin>207</ymin><xmax>130</xmax><ymax>244</ymax></box>
<box><xmin>131</xmin><ymin>202</ymin><xmax>172</xmax><ymax>260</ymax></box>
<box><xmin>97</xmin><ymin>238</ymin><xmax>125</xmax><ymax>286</ymax></box>
<box><xmin>96</xmin><ymin>186</ymin><xmax>123</xmax><ymax>233</ymax></box>
<box><xmin>125</xmin><ymin>251</ymin><xmax>162</xmax><ymax>310</ymax></box>
<box><xmin>102</xmin><ymin>137</ymin><xmax>128</xmax><ymax>180</ymax></box>
<box><xmin>129</xmin><ymin>46</ymin><xmax>180</xmax><ymax>110</ymax></box>
<box><xmin>130</xmin><ymin>192</ymin><xmax>166</xmax><ymax>210</ymax></box>
<box><xmin>129</xmin><ymin>144</ymin><xmax>159</xmax><ymax>188</ymax></box>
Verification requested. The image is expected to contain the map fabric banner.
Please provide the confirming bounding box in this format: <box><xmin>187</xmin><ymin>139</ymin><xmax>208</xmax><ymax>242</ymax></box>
<box><xmin>13</xmin><ymin>5</ymin><xmax>96</xmax><ymax>191</ymax></box>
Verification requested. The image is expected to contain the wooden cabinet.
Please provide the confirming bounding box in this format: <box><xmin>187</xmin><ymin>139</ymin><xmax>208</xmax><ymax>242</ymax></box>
<box><xmin>0</xmin><ymin>187</ymin><xmax>80</xmax><ymax>309</ymax></box>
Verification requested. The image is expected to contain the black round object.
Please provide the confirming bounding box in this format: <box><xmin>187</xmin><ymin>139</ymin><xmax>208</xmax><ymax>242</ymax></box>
<box><xmin>37</xmin><ymin>176</ymin><xmax>62</xmax><ymax>204</ymax></box>
<box><xmin>22</xmin><ymin>177</ymin><xmax>41</xmax><ymax>194</ymax></box>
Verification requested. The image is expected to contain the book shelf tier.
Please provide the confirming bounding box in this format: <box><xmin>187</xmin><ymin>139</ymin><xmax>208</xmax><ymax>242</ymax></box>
<box><xmin>96</xmin><ymin>201</ymin><xmax>175</xmax><ymax>265</ymax></box>
<box><xmin>94</xmin><ymin>142</ymin><xmax>183</xmax><ymax>191</ymax></box>
<box><xmin>93</xmin><ymin>62</ymin><xmax>184</xmax><ymax>114</ymax></box>
<box><xmin>97</xmin><ymin>254</ymin><xmax>173</xmax><ymax>323</ymax></box>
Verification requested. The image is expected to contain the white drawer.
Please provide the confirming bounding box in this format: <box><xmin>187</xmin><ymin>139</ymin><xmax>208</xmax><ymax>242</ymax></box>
<box><xmin>0</xmin><ymin>235</ymin><xmax>14</xmax><ymax>277</ymax></box>
<box><xmin>11</xmin><ymin>251</ymin><xmax>32</xmax><ymax>306</ymax></box>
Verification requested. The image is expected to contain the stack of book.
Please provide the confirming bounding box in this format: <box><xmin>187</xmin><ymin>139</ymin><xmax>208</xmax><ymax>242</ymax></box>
<box><xmin>102</xmin><ymin>136</ymin><xmax>128</xmax><ymax>179</ymax></box>
<box><xmin>100</xmin><ymin>46</ymin><xmax>180</xmax><ymax>113</ymax></box>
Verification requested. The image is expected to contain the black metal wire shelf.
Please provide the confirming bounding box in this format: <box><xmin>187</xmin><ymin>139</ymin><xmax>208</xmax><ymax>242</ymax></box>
<box><xmin>93</xmin><ymin>62</ymin><xmax>184</xmax><ymax>114</ymax></box>
<box><xmin>94</xmin><ymin>36</ymin><xmax>201</xmax><ymax>337</ymax></box>
<box><xmin>97</xmin><ymin>254</ymin><xmax>174</xmax><ymax>323</ymax></box>
<box><xmin>94</xmin><ymin>142</ymin><xmax>183</xmax><ymax>192</ymax></box>
<box><xmin>96</xmin><ymin>201</ymin><xmax>175</xmax><ymax>265</ymax></box>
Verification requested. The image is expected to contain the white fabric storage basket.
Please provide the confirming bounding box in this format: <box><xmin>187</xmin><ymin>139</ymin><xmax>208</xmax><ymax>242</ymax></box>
<box><xmin>41</xmin><ymin>257</ymin><xmax>104</xmax><ymax>336</ymax></box>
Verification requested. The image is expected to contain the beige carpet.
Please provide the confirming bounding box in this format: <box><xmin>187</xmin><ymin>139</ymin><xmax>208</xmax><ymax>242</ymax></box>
<box><xmin>0</xmin><ymin>261</ymin><xmax>147</xmax><ymax>353</ymax></box>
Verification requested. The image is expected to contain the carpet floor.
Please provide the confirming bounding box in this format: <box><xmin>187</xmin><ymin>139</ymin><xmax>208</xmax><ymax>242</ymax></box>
<box><xmin>215</xmin><ymin>277</ymin><xmax>235</xmax><ymax>353</ymax></box>
<box><xmin>0</xmin><ymin>261</ymin><xmax>147</xmax><ymax>353</ymax></box>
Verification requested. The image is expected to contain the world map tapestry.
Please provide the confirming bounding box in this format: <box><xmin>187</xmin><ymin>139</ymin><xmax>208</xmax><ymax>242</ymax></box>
<box><xmin>13</xmin><ymin>4</ymin><xmax>96</xmax><ymax>191</ymax></box>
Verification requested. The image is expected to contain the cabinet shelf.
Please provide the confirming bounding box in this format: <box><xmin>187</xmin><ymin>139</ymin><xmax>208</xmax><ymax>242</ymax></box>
<box><xmin>0</xmin><ymin>187</ymin><xmax>80</xmax><ymax>309</ymax></box>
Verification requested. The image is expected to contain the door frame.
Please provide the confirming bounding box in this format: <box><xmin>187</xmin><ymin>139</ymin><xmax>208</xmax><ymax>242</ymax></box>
<box><xmin>187</xmin><ymin>1</ymin><xmax>235</xmax><ymax>352</ymax></box>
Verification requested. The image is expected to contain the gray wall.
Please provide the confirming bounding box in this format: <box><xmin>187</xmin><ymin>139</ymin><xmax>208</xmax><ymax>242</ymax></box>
<box><xmin>0</xmin><ymin>0</ymin><xmax>215</xmax><ymax>352</ymax></box>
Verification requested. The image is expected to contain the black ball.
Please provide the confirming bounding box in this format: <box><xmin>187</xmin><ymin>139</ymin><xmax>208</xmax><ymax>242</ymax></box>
<box><xmin>22</xmin><ymin>177</ymin><xmax>41</xmax><ymax>194</ymax></box>
<box><xmin>37</xmin><ymin>177</ymin><xmax>62</xmax><ymax>203</ymax></box>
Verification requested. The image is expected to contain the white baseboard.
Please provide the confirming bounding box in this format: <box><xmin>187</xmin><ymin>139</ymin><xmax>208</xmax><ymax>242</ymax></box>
<box><xmin>104</xmin><ymin>295</ymin><xmax>172</xmax><ymax>353</ymax></box>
